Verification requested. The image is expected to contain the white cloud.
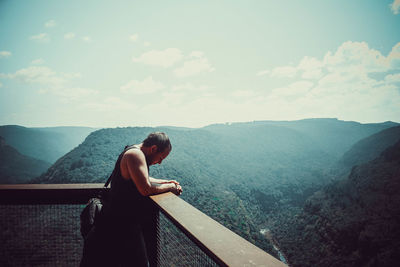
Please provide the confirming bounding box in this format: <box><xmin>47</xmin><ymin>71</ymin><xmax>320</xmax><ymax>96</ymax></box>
<box><xmin>143</xmin><ymin>42</ymin><xmax>151</xmax><ymax>47</ymax></box>
<box><xmin>46</xmin><ymin>87</ymin><xmax>98</xmax><ymax>100</ymax></box>
<box><xmin>390</xmin><ymin>0</ymin><xmax>400</xmax><ymax>14</ymax></box>
<box><xmin>130</xmin><ymin>34</ymin><xmax>139</xmax><ymax>42</ymax></box>
<box><xmin>31</xmin><ymin>58</ymin><xmax>45</xmax><ymax>65</ymax></box>
<box><xmin>232</xmin><ymin>90</ymin><xmax>257</xmax><ymax>98</ymax></box>
<box><xmin>45</xmin><ymin>20</ymin><xmax>56</xmax><ymax>28</ymax></box>
<box><xmin>64</xmin><ymin>32</ymin><xmax>75</xmax><ymax>39</ymax></box>
<box><xmin>82</xmin><ymin>97</ymin><xmax>135</xmax><ymax>112</ymax></box>
<box><xmin>298</xmin><ymin>56</ymin><xmax>323</xmax><ymax>79</ymax></box>
<box><xmin>0</xmin><ymin>81</ymin><xmax>2</xmax><ymax>88</ymax></box>
<box><xmin>131</xmin><ymin>48</ymin><xmax>214</xmax><ymax>77</ymax></box>
<box><xmin>160</xmin><ymin>91</ymin><xmax>186</xmax><ymax>106</ymax></box>
<box><xmin>385</xmin><ymin>73</ymin><xmax>400</xmax><ymax>84</ymax></box>
<box><xmin>120</xmin><ymin>76</ymin><xmax>165</xmax><ymax>94</ymax></box>
<box><xmin>0</xmin><ymin>51</ymin><xmax>12</xmax><ymax>58</ymax></box>
<box><xmin>30</xmin><ymin>33</ymin><xmax>50</xmax><ymax>42</ymax></box>
<box><xmin>271</xmin><ymin>81</ymin><xmax>314</xmax><ymax>99</ymax></box>
<box><xmin>61</xmin><ymin>72</ymin><xmax>81</xmax><ymax>79</ymax></box>
<box><xmin>270</xmin><ymin>66</ymin><xmax>297</xmax><ymax>78</ymax></box>
<box><xmin>8</xmin><ymin>66</ymin><xmax>66</xmax><ymax>86</ymax></box>
<box><xmin>82</xmin><ymin>36</ymin><xmax>92</xmax><ymax>42</ymax></box>
<box><xmin>171</xmin><ymin>83</ymin><xmax>210</xmax><ymax>92</ymax></box>
<box><xmin>174</xmin><ymin>55</ymin><xmax>214</xmax><ymax>77</ymax></box>
<box><xmin>3</xmin><ymin>65</ymin><xmax>85</xmax><ymax>94</ymax></box>
<box><xmin>139</xmin><ymin>93</ymin><xmax>274</xmax><ymax>127</ymax></box>
<box><xmin>116</xmin><ymin>44</ymin><xmax>400</xmax><ymax>127</ymax></box>
<box><xmin>387</xmin><ymin>42</ymin><xmax>400</xmax><ymax>69</ymax></box>
<box><xmin>261</xmin><ymin>41</ymin><xmax>398</xmax><ymax>80</ymax></box>
<box><xmin>0</xmin><ymin>65</ymin><xmax>96</xmax><ymax>103</ymax></box>
<box><xmin>65</xmin><ymin>41</ymin><xmax>400</xmax><ymax>126</ymax></box>
<box><xmin>260</xmin><ymin>41</ymin><xmax>400</xmax><ymax>123</ymax></box>
<box><xmin>189</xmin><ymin>51</ymin><xmax>204</xmax><ymax>58</ymax></box>
<box><xmin>323</xmin><ymin>41</ymin><xmax>388</xmax><ymax>73</ymax></box>
<box><xmin>132</xmin><ymin>48</ymin><xmax>183</xmax><ymax>67</ymax></box>
<box><xmin>256</xmin><ymin>70</ymin><xmax>270</xmax><ymax>76</ymax></box>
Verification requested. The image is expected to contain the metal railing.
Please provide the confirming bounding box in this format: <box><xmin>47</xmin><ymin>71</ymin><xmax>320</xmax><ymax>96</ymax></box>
<box><xmin>0</xmin><ymin>184</ymin><xmax>287</xmax><ymax>267</ymax></box>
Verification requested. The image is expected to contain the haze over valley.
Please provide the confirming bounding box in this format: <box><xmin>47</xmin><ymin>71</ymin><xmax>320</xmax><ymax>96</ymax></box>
<box><xmin>1</xmin><ymin>118</ymin><xmax>399</xmax><ymax>266</ymax></box>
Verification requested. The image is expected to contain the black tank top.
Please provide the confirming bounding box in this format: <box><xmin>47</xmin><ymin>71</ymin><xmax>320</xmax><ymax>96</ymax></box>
<box><xmin>108</xmin><ymin>145</ymin><xmax>149</xmax><ymax>222</ymax></box>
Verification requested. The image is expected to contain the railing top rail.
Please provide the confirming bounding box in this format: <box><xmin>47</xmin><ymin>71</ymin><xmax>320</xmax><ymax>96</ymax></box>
<box><xmin>0</xmin><ymin>183</ymin><xmax>105</xmax><ymax>204</ymax></box>
<box><xmin>151</xmin><ymin>192</ymin><xmax>287</xmax><ymax>267</ymax></box>
<box><xmin>0</xmin><ymin>184</ymin><xmax>287</xmax><ymax>267</ymax></box>
<box><xmin>0</xmin><ymin>183</ymin><xmax>105</xmax><ymax>190</ymax></box>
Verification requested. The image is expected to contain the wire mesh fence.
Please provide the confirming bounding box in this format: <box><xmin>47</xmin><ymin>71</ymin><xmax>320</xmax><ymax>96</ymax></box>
<box><xmin>156</xmin><ymin>212</ymin><xmax>219</xmax><ymax>267</ymax></box>
<box><xmin>0</xmin><ymin>204</ymin><xmax>83</xmax><ymax>267</ymax></box>
<box><xmin>0</xmin><ymin>204</ymin><xmax>220</xmax><ymax>267</ymax></box>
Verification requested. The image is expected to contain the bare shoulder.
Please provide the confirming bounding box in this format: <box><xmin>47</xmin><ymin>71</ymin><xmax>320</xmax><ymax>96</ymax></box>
<box><xmin>120</xmin><ymin>148</ymin><xmax>147</xmax><ymax>179</ymax></box>
<box><xmin>122</xmin><ymin>148</ymin><xmax>145</xmax><ymax>165</ymax></box>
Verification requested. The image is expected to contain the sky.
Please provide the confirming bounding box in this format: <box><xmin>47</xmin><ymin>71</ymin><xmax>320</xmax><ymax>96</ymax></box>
<box><xmin>0</xmin><ymin>0</ymin><xmax>399</xmax><ymax>128</ymax></box>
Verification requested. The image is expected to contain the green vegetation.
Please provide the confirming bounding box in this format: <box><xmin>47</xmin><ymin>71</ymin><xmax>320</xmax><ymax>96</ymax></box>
<box><xmin>338</xmin><ymin>125</ymin><xmax>400</xmax><ymax>174</ymax></box>
<box><xmin>272</xmin><ymin>140</ymin><xmax>400</xmax><ymax>266</ymax></box>
<box><xmin>2</xmin><ymin>119</ymin><xmax>399</xmax><ymax>264</ymax></box>
<box><xmin>30</xmin><ymin>119</ymin><xmax>398</xmax><ymax>261</ymax></box>
<box><xmin>0</xmin><ymin>136</ymin><xmax>51</xmax><ymax>183</ymax></box>
<box><xmin>0</xmin><ymin>125</ymin><xmax>96</xmax><ymax>163</ymax></box>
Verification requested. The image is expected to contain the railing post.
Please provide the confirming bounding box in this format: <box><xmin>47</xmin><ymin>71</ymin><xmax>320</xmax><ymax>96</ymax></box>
<box><xmin>143</xmin><ymin>197</ymin><xmax>160</xmax><ymax>267</ymax></box>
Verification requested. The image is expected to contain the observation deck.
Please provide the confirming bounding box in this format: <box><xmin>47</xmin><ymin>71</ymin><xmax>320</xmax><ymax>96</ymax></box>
<box><xmin>0</xmin><ymin>184</ymin><xmax>287</xmax><ymax>267</ymax></box>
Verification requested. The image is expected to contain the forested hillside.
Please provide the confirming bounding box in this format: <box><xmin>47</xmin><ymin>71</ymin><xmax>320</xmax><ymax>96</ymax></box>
<box><xmin>272</xmin><ymin>140</ymin><xmax>400</xmax><ymax>267</ymax></box>
<box><xmin>338</xmin><ymin>125</ymin><xmax>400</xmax><ymax>174</ymax></box>
<box><xmin>0</xmin><ymin>125</ymin><xmax>96</xmax><ymax>163</ymax></box>
<box><xmin>0</xmin><ymin>137</ymin><xmax>51</xmax><ymax>183</ymax></box>
<box><xmin>33</xmin><ymin>119</ymin><xmax>398</xmax><ymax>260</ymax></box>
<box><xmin>205</xmin><ymin>119</ymin><xmax>397</xmax><ymax>158</ymax></box>
<box><xmin>35</xmin><ymin>126</ymin><xmax>279</xmax><ymax>253</ymax></box>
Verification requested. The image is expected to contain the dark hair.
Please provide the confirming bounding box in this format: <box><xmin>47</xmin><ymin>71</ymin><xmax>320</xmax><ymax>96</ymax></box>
<box><xmin>142</xmin><ymin>132</ymin><xmax>171</xmax><ymax>152</ymax></box>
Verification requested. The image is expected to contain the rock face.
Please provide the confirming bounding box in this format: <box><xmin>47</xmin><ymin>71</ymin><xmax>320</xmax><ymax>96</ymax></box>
<box><xmin>274</xmin><ymin>140</ymin><xmax>400</xmax><ymax>267</ymax></box>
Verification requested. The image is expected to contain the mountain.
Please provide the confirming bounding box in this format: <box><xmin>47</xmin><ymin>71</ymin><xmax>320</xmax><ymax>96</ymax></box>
<box><xmin>0</xmin><ymin>136</ymin><xmax>51</xmax><ymax>183</ymax></box>
<box><xmin>33</xmin><ymin>119</ymin><xmax>397</xmax><ymax>259</ymax></box>
<box><xmin>205</xmin><ymin>118</ymin><xmax>398</xmax><ymax>159</ymax></box>
<box><xmin>338</xmin><ymin>125</ymin><xmax>400</xmax><ymax>173</ymax></box>
<box><xmin>35</xmin><ymin>124</ymin><xmax>336</xmax><ymax>196</ymax></box>
<box><xmin>34</xmin><ymin>126</ymin><xmax>284</xmax><ymax>254</ymax></box>
<box><xmin>0</xmin><ymin>125</ymin><xmax>96</xmax><ymax>163</ymax></box>
<box><xmin>272</xmin><ymin>140</ymin><xmax>400</xmax><ymax>267</ymax></box>
<box><xmin>33</xmin><ymin>125</ymin><xmax>336</xmax><ymax>256</ymax></box>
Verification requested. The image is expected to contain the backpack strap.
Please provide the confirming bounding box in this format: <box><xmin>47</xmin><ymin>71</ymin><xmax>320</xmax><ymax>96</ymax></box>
<box><xmin>104</xmin><ymin>173</ymin><xmax>113</xmax><ymax>188</ymax></box>
<box><xmin>103</xmin><ymin>144</ymin><xmax>140</xmax><ymax>188</ymax></box>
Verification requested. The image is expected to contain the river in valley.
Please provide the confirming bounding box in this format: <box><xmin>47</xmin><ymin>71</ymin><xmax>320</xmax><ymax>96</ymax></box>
<box><xmin>260</xmin><ymin>228</ymin><xmax>288</xmax><ymax>265</ymax></box>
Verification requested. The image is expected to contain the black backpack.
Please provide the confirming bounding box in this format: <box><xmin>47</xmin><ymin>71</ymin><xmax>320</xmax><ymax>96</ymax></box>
<box><xmin>79</xmin><ymin>145</ymin><xmax>136</xmax><ymax>239</ymax></box>
<box><xmin>79</xmin><ymin>175</ymin><xmax>112</xmax><ymax>239</ymax></box>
